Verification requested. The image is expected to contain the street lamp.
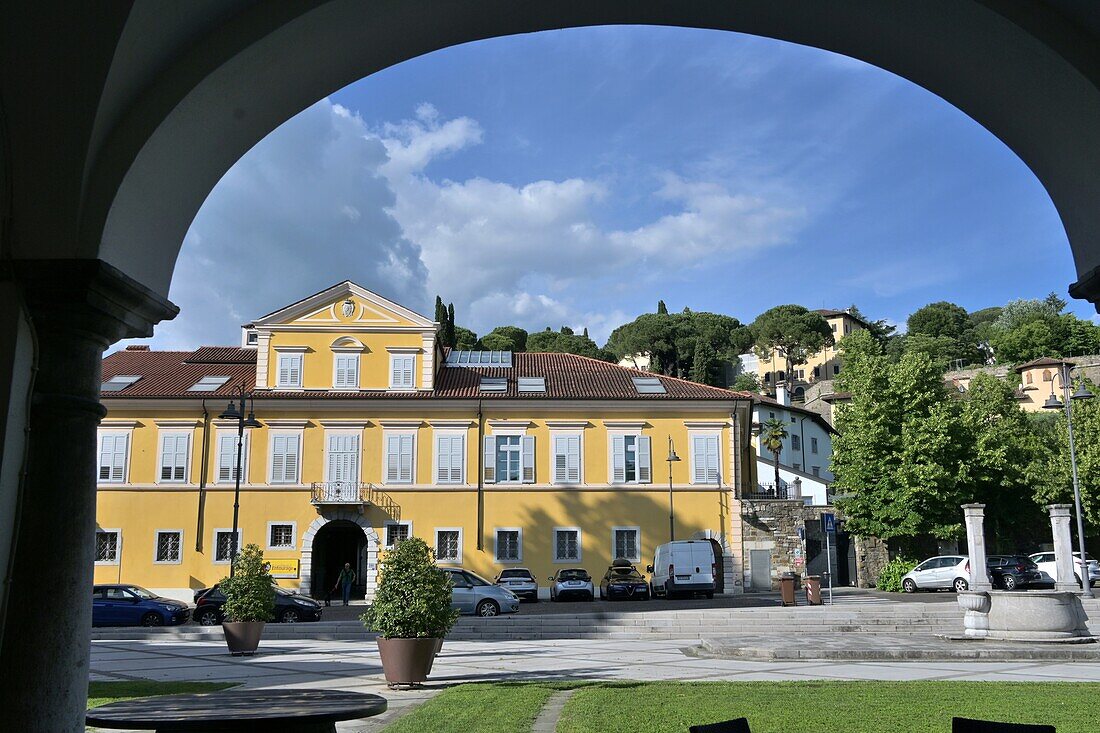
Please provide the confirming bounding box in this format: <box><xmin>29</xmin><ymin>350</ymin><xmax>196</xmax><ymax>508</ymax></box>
<box><xmin>1043</xmin><ymin>361</ymin><xmax>1094</xmax><ymax>598</ymax></box>
<box><xmin>667</xmin><ymin>437</ymin><xmax>681</xmax><ymax>542</ymax></box>
<box><xmin>219</xmin><ymin>385</ymin><xmax>262</xmax><ymax>576</ymax></box>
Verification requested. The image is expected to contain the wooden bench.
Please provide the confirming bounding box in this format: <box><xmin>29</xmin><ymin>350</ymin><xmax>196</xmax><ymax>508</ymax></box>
<box><xmin>86</xmin><ymin>688</ymin><xmax>387</xmax><ymax>733</ymax></box>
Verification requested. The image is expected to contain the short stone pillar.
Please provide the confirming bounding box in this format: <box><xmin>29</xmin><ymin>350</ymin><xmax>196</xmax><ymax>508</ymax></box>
<box><xmin>1049</xmin><ymin>504</ymin><xmax>1077</xmax><ymax>592</ymax></box>
<box><xmin>962</xmin><ymin>504</ymin><xmax>992</xmax><ymax>592</ymax></box>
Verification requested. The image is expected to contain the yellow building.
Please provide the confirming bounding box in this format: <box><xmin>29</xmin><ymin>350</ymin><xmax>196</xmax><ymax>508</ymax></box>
<box><xmin>95</xmin><ymin>282</ymin><xmax>757</xmax><ymax>602</ymax></box>
<box><xmin>756</xmin><ymin>309</ymin><xmax>868</xmax><ymax>399</ymax></box>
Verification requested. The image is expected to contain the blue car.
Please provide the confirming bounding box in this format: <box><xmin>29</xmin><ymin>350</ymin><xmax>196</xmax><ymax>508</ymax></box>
<box><xmin>92</xmin><ymin>584</ymin><xmax>190</xmax><ymax>627</ymax></box>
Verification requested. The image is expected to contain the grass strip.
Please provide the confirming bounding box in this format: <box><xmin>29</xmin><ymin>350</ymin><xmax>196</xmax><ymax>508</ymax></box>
<box><xmin>383</xmin><ymin>682</ymin><xmax>563</xmax><ymax>733</ymax></box>
<box><xmin>88</xmin><ymin>681</ymin><xmax>237</xmax><ymax>708</ymax></box>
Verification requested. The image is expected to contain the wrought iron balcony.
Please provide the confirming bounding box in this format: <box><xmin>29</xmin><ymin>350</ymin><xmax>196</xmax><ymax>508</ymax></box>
<box><xmin>310</xmin><ymin>482</ymin><xmax>373</xmax><ymax>505</ymax></box>
<box><xmin>741</xmin><ymin>482</ymin><xmax>794</xmax><ymax>501</ymax></box>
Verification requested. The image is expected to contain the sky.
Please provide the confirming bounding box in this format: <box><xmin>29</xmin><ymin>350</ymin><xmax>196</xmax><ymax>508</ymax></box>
<box><xmin>140</xmin><ymin>25</ymin><xmax>1087</xmax><ymax>350</ymax></box>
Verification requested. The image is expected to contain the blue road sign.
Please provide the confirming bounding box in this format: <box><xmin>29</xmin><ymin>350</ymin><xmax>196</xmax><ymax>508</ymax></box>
<box><xmin>821</xmin><ymin>512</ymin><xmax>836</xmax><ymax>534</ymax></box>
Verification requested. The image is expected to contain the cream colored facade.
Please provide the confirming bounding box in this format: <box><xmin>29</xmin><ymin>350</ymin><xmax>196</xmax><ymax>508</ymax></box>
<box><xmin>756</xmin><ymin>310</ymin><xmax>866</xmax><ymax>398</ymax></box>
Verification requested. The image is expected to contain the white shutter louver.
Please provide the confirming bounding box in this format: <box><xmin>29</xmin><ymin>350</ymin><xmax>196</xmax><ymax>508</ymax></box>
<box><xmin>399</xmin><ymin>435</ymin><xmax>413</xmax><ymax>483</ymax></box>
<box><xmin>218</xmin><ymin>435</ymin><xmax>237</xmax><ymax>483</ymax></box>
<box><xmin>160</xmin><ymin>434</ymin><xmax>188</xmax><ymax>482</ymax></box>
<box><xmin>706</xmin><ymin>435</ymin><xmax>719</xmax><ymax>483</ymax></box>
<box><xmin>271</xmin><ymin>434</ymin><xmax>299</xmax><ymax>483</ymax></box>
<box><xmin>611</xmin><ymin>435</ymin><xmax>626</xmax><ymax>483</ymax></box>
<box><xmin>483</xmin><ymin>436</ymin><xmax>496</xmax><ymax>483</ymax></box>
<box><xmin>554</xmin><ymin>436</ymin><xmax>580</xmax><ymax>484</ymax></box>
<box><xmin>692</xmin><ymin>436</ymin><xmax>707</xmax><ymax>483</ymax></box>
<box><xmin>637</xmin><ymin>436</ymin><xmax>651</xmax><ymax>483</ymax></box>
<box><xmin>521</xmin><ymin>436</ymin><xmax>535</xmax><ymax>483</ymax></box>
<box><xmin>99</xmin><ymin>434</ymin><xmax>128</xmax><ymax>482</ymax></box>
<box><xmin>386</xmin><ymin>435</ymin><xmax>400</xmax><ymax>483</ymax></box>
<box><xmin>436</xmin><ymin>436</ymin><xmax>463</xmax><ymax>483</ymax></box>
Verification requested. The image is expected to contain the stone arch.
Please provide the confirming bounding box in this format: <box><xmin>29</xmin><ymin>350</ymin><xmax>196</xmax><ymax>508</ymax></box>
<box><xmin>300</xmin><ymin>512</ymin><xmax>381</xmax><ymax>599</ymax></box>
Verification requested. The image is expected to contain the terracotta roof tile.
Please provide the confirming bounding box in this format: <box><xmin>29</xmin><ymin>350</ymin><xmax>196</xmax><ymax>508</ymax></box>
<box><xmin>102</xmin><ymin>348</ymin><xmax>255</xmax><ymax>397</ymax></box>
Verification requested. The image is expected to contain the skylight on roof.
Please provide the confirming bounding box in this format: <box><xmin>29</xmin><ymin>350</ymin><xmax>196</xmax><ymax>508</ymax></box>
<box><xmin>446</xmin><ymin>350</ymin><xmax>513</xmax><ymax>367</ymax></box>
<box><xmin>188</xmin><ymin>376</ymin><xmax>232</xmax><ymax>392</ymax></box>
<box><xmin>101</xmin><ymin>375</ymin><xmax>142</xmax><ymax>392</ymax></box>
<box><xmin>631</xmin><ymin>376</ymin><xmax>666</xmax><ymax>394</ymax></box>
<box><xmin>480</xmin><ymin>377</ymin><xmax>507</xmax><ymax>392</ymax></box>
<box><xmin>517</xmin><ymin>377</ymin><xmax>545</xmax><ymax>393</ymax></box>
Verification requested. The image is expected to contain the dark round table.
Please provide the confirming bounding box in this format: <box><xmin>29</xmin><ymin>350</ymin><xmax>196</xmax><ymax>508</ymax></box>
<box><xmin>86</xmin><ymin>688</ymin><xmax>388</xmax><ymax>733</ymax></box>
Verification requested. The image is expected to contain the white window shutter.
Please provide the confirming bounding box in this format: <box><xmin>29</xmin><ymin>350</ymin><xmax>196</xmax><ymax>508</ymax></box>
<box><xmin>328</xmin><ymin>434</ymin><xmax>340</xmax><ymax>482</ymax></box>
<box><xmin>278</xmin><ymin>355</ymin><xmax>290</xmax><ymax>386</ymax></box>
<box><xmin>436</xmin><ymin>436</ymin><xmax>449</xmax><ymax>483</ymax></box>
<box><xmin>637</xmin><ymin>436</ymin><xmax>651</xmax><ymax>483</ymax></box>
<box><xmin>483</xmin><ymin>436</ymin><xmax>496</xmax><ymax>483</ymax></box>
<box><xmin>450</xmin><ymin>437</ymin><xmax>464</xmax><ymax>482</ymax></box>
<box><xmin>692</xmin><ymin>436</ymin><xmax>706</xmax><ymax>483</ymax></box>
<box><xmin>553</xmin><ymin>437</ymin><xmax>567</xmax><ymax>483</ymax></box>
<box><xmin>289</xmin><ymin>355</ymin><xmax>301</xmax><ymax>386</ymax></box>
<box><xmin>385</xmin><ymin>435</ymin><xmax>399</xmax><ymax>483</ymax></box>
<box><xmin>160</xmin><ymin>435</ymin><xmax>172</xmax><ymax>481</ymax></box>
<box><xmin>399</xmin><ymin>435</ymin><xmax>413</xmax><ymax>483</ymax></box>
<box><xmin>611</xmin><ymin>435</ymin><xmax>626</xmax><ymax>483</ymax></box>
<box><xmin>521</xmin><ymin>436</ymin><xmax>535</xmax><ymax>483</ymax></box>
<box><xmin>285</xmin><ymin>435</ymin><xmax>299</xmax><ymax>482</ymax></box>
<box><xmin>218</xmin><ymin>435</ymin><xmax>235</xmax><ymax>483</ymax></box>
<box><xmin>271</xmin><ymin>436</ymin><xmax>286</xmax><ymax>481</ymax></box>
<box><xmin>566</xmin><ymin>436</ymin><xmax>580</xmax><ymax>483</ymax></box>
<box><xmin>707</xmin><ymin>436</ymin><xmax>719</xmax><ymax>483</ymax></box>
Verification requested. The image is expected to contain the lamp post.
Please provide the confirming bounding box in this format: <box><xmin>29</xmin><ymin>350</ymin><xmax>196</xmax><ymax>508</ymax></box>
<box><xmin>1042</xmin><ymin>361</ymin><xmax>1094</xmax><ymax>599</ymax></box>
<box><xmin>218</xmin><ymin>386</ymin><xmax>261</xmax><ymax>576</ymax></box>
<box><xmin>667</xmin><ymin>436</ymin><xmax>681</xmax><ymax>542</ymax></box>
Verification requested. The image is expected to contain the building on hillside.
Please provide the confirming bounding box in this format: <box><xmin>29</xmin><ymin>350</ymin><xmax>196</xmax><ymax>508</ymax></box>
<box><xmin>946</xmin><ymin>355</ymin><xmax>1100</xmax><ymax>412</ymax></box>
<box><xmin>617</xmin><ymin>352</ymin><xmax>652</xmax><ymax>371</ymax></box>
<box><xmin>95</xmin><ymin>281</ymin><xmax>773</xmax><ymax>602</ymax></box>
<box><xmin>755</xmin><ymin>308</ymin><xmax>869</xmax><ymax>400</ymax></box>
<box><xmin>749</xmin><ymin>384</ymin><xmax>836</xmax><ymax>505</ymax></box>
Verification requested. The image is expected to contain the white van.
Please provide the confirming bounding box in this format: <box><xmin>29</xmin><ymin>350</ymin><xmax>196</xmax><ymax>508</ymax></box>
<box><xmin>647</xmin><ymin>540</ymin><xmax>716</xmax><ymax>599</ymax></box>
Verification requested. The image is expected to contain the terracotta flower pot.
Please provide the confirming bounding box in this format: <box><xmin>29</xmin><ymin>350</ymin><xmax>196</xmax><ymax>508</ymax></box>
<box><xmin>376</xmin><ymin>637</ymin><xmax>441</xmax><ymax>685</ymax></box>
<box><xmin>222</xmin><ymin>621</ymin><xmax>265</xmax><ymax>656</ymax></box>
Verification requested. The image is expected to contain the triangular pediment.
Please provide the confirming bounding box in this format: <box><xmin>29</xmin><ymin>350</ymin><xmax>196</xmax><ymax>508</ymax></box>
<box><xmin>250</xmin><ymin>281</ymin><xmax>436</xmax><ymax>329</ymax></box>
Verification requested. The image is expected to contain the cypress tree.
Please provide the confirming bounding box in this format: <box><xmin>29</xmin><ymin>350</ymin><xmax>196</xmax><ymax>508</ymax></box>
<box><xmin>657</xmin><ymin>300</ymin><xmax>668</xmax><ymax>315</ymax></box>
<box><xmin>446</xmin><ymin>303</ymin><xmax>457</xmax><ymax>347</ymax></box>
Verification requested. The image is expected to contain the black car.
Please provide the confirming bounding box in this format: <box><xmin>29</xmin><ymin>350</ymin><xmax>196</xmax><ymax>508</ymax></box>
<box><xmin>193</xmin><ymin>584</ymin><xmax>323</xmax><ymax>625</ymax></box>
<box><xmin>599</xmin><ymin>560</ymin><xmax>650</xmax><ymax>600</ymax></box>
<box><xmin>986</xmin><ymin>555</ymin><xmax>1043</xmax><ymax>590</ymax></box>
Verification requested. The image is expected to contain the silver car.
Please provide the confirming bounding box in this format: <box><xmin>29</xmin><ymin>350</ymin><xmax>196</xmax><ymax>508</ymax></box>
<box><xmin>444</xmin><ymin>568</ymin><xmax>520</xmax><ymax>617</ymax></box>
<box><xmin>495</xmin><ymin>567</ymin><xmax>539</xmax><ymax>602</ymax></box>
<box><xmin>548</xmin><ymin>568</ymin><xmax>594</xmax><ymax>601</ymax></box>
<box><xmin>900</xmin><ymin>555</ymin><xmax>972</xmax><ymax>593</ymax></box>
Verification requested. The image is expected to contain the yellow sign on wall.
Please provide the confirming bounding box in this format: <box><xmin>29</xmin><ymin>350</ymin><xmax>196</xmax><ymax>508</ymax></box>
<box><xmin>265</xmin><ymin>559</ymin><xmax>300</xmax><ymax>579</ymax></box>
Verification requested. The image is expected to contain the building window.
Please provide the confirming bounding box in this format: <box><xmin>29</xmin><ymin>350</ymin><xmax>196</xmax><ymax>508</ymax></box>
<box><xmin>95</xmin><ymin>530</ymin><xmax>120</xmax><ymax>565</ymax></box>
<box><xmin>791</xmin><ymin>435</ymin><xmax>801</xmax><ymax>451</ymax></box>
<box><xmin>327</xmin><ymin>433</ymin><xmax>361</xmax><ymax>484</ymax></box>
<box><xmin>690</xmin><ymin>434</ymin><xmax>720</xmax><ymax>484</ymax></box>
<box><xmin>613</xmin><ymin>527</ymin><xmax>640</xmax><ymax>562</ymax></box>
<box><xmin>213</xmin><ymin>529</ymin><xmax>242</xmax><ymax>564</ymax></box>
<box><xmin>1043</xmin><ymin>369</ymin><xmax>1053</xmax><ymax>382</ymax></box>
<box><xmin>553</xmin><ymin>528</ymin><xmax>581</xmax><ymax>562</ymax></box>
<box><xmin>390</xmin><ymin>354</ymin><xmax>415</xmax><ymax>390</ymax></box>
<box><xmin>216</xmin><ymin>433</ymin><xmax>248</xmax><ymax>484</ymax></box>
<box><xmin>844</xmin><ymin>323</ymin><xmax>852</xmax><ymax>334</ymax></box>
<box><xmin>1026</xmin><ymin>372</ymin><xmax>1034</xmax><ymax>385</ymax></box>
<box><xmin>764</xmin><ymin>372</ymin><xmax>771</xmax><ymax>384</ymax></box>
<box><xmin>833</xmin><ymin>365</ymin><xmax>840</xmax><ymax>376</ymax></box>
<box><xmin>813</xmin><ymin>366</ymin><xmax>821</xmax><ymax>378</ymax></box>
<box><xmin>267</xmin><ymin>522</ymin><xmax>296</xmax><ymax>550</ymax></box>
<box><xmin>435</xmin><ymin>528</ymin><xmax>462</xmax><ymax>563</ymax></box>
<box><xmin>610</xmin><ymin>434</ymin><xmax>651</xmax><ymax>484</ymax></box>
<box><xmin>384</xmin><ymin>433</ymin><xmax>415</xmax><ymax>484</ymax></box>
<box><xmin>434</xmin><ymin>434</ymin><xmax>465</xmax><ymax>484</ymax></box>
<box><xmin>385</xmin><ymin>521</ymin><xmax>412</xmax><ymax>548</ymax></box>
<box><xmin>811</xmin><ymin>437</ymin><xmax>819</xmax><ymax>454</ymax></box>
<box><xmin>552</xmin><ymin>434</ymin><xmax>581</xmax><ymax>484</ymax></box>
<box><xmin>98</xmin><ymin>433</ymin><xmax>129</xmax><ymax>483</ymax></box>
<box><xmin>830</xmin><ymin>323</ymin><xmax>837</xmax><ymax>333</ymax></box>
<box><xmin>495</xmin><ymin>528</ymin><xmax>522</xmax><ymax>563</ymax></box>
<box><xmin>484</xmin><ymin>435</ymin><xmax>534</xmax><ymax>483</ymax></box>
<box><xmin>154</xmin><ymin>531</ymin><xmax>182</xmax><ymax>564</ymax></box>
<box><xmin>270</xmin><ymin>433</ymin><xmax>301</xmax><ymax>484</ymax></box>
<box><xmin>793</xmin><ymin>463</ymin><xmax>801</xmax><ymax>471</ymax></box>
<box><xmin>159</xmin><ymin>433</ymin><xmax>190</xmax><ymax>483</ymax></box>
<box><xmin>812</xmin><ymin>466</ymin><xmax>820</xmax><ymax>477</ymax></box>
<box><xmin>333</xmin><ymin>353</ymin><xmax>360</xmax><ymax>389</ymax></box>
<box><xmin>276</xmin><ymin>353</ymin><xmax>303</xmax><ymax>388</ymax></box>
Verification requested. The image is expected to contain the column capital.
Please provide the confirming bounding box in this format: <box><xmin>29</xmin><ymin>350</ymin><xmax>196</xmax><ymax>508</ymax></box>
<box><xmin>1048</xmin><ymin>504</ymin><xmax>1073</xmax><ymax>517</ymax></box>
<box><xmin>961</xmin><ymin>503</ymin><xmax>985</xmax><ymax>514</ymax></box>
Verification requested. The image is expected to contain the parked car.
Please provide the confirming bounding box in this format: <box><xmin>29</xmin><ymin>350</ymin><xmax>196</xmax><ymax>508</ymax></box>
<box><xmin>93</xmin><ymin>584</ymin><xmax>190</xmax><ymax>627</ymax></box>
<box><xmin>599</xmin><ymin>560</ymin><xmax>650</xmax><ymax>600</ymax></box>
<box><xmin>444</xmin><ymin>568</ymin><xmax>520</xmax><ymax>616</ymax></box>
<box><xmin>986</xmin><ymin>555</ymin><xmax>1043</xmax><ymax>590</ymax></box>
<box><xmin>1030</xmin><ymin>551</ymin><xmax>1100</xmax><ymax>587</ymax></box>
<box><xmin>647</xmin><ymin>540</ymin><xmax>716</xmax><ymax>599</ymax></box>
<box><xmin>494</xmin><ymin>567</ymin><xmax>539</xmax><ymax>602</ymax></box>
<box><xmin>548</xmin><ymin>568</ymin><xmax>594</xmax><ymax>601</ymax></box>
<box><xmin>900</xmin><ymin>555</ymin><xmax>973</xmax><ymax>593</ymax></box>
<box><xmin>193</xmin><ymin>584</ymin><xmax>323</xmax><ymax>625</ymax></box>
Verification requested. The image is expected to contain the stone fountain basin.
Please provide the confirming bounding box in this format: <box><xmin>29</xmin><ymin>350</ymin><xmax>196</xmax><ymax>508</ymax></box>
<box><xmin>985</xmin><ymin>590</ymin><xmax>1091</xmax><ymax>641</ymax></box>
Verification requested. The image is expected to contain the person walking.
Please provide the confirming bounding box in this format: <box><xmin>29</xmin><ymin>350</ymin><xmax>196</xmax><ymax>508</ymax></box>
<box><xmin>334</xmin><ymin>562</ymin><xmax>356</xmax><ymax>606</ymax></box>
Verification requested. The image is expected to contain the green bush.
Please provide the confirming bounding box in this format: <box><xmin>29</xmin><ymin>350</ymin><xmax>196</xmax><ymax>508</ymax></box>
<box><xmin>876</xmin><ymin>556</ymin><xmax>918</xmax><ymax>592</ymax></box>
<box><xmin>361</xmin><ymin>537</ymin><xmax>459</xmax><ymax>639</ymax></box>
<box><xmin>219</xmin><ymin>544</ymin><xmax>275</xmax><ymax>622</ymax></box>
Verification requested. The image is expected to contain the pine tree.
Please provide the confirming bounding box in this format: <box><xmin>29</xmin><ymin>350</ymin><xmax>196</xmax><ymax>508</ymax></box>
<box><xmin>657</xmin><ymin>300</ymin><xmax>668</xmax><ymax>315</ymax></box>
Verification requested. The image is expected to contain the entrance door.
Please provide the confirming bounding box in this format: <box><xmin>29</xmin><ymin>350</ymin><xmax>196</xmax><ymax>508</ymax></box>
<box><xmin>750</xmin><ymin>550</ymin><xmax>772</xmax><ymax>590</ymax></box>
<box><xmin>310</xmin><ymin>520</ymin><xmax>368</xmax><ymax>601</ymax></box>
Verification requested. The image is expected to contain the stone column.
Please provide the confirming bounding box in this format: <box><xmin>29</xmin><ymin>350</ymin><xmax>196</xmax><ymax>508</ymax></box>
<box><xmin>0</xmin><ymin>261</ymin><xmax>176</xmax><ymax>732</ymax></box>
<box><xmin>962</xmin><ymin>503</ymin><xmax>992</xmax><ymax>592</ymax></box>
<box><xmin>1048</xmin><ymin>504</ymin><xmax>1077</xmax><ymax>592</ymax></box>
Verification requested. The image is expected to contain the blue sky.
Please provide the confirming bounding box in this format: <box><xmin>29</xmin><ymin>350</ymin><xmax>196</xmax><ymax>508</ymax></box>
<box><xmin>149</xmin><ymin>26</ymin><xmax>1085</xmax><ymax>349</ymax></box>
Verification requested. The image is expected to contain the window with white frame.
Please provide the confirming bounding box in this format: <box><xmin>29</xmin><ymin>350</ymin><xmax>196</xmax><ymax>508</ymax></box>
<box><xmin>552</xmin><ymin>434</ymin><xmax>581</xmax><ymax>484</ymax></box>
<box><xmin>613</xmin><ymin>527</ymin><xmax>640</xmax><ymax>562</ymax></box>
<box><xmin>214</xmin><ymin>529</ymin><xmax>242</xmax><ymax>563</ymax></box>
<box><xmin>385</xmin><ymin>521</ymin><xmax>412</xmax><ymax>548</ymax></box>
<box><xmin>95</xmin><ymin>530</ymin><xmax>120</xmax><ymax>564</ymax></box>
<box><xmin>553</xmin><ymin>528</ymin><xmax>581</xmax><ymax>562</ymax></box>
<box><xmin>384</xmin><ymin>432</ymin><xmax>415</xmax><ymax>484</ymax></box>
<box><xmin>435</xmin><ymin>528</ymin><xmax>462</xmax><ymax>563</ymax></box>
<box><xmin>326</xmin><ymin>433</ymin><xmax>360</xmax><ymax>484</ymax></box>
<box><xmin>154</xmin><ymin>530</ymin><xmax>182</xmax><ymax>564</ymax></box>
<box><xmin>268</xmin><ymin>522</ymin><xmax>296</xmax><ymax>550</ymax></box>
<box><xmin>333</xmin><ymin>353</ymin><xmax>360</xmax><ymax>389</ymax></box>
<box><xmin>159</xmin><ymin>433</ymin><xmax>190</xmax><ymax>483</ymax></box>
<box><xmin>495</xmin><ymin>528</ymin><xmax>522</xmax><ymax>563</ymax></box>
<box><xmin>270</xmin><ymin>433</ymin><xmax>301</xmax><ymax>483</ymax></box>
<box><xmin>389</xmin><ymin>353</ymin><xmax>415</xmax><ymax>390</ymax></box>
<box><xmin>216</xmin><ymin>432</ymin><xmax>248</xmax><ymax>484</ymax></box>
<box><xmin>434</xmin><ymin>433</ymin><xmax>465</xmax><ymax>484</ymax></box>
<box><xmin>690</xmin><ymin>434</ymin><xmax>720</xmax><ymax>484</ymax></box>
<box><xmin>98</xmin><ymin>433</ymin><xmax>129</xmax><ymax>483</ymax></box>
<box><xmin>484</xmin><ymin>435</ymin><xmax>534</xmax><ymax>483</ymax></box>
<box><xmin>610</xmin><ymin>434</ymin><xmax>651</xmax><ymax>484</ymax></box>
<box><xmin>276</xmin><ymin>352</ymin><xmax>303</xmax><ymax>388</ymax></box>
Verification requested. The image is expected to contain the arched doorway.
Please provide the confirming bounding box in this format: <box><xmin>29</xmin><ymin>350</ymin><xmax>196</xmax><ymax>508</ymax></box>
<box><xmin>309</xmin><ymin>520</ymin><xmax>368</xmax><ymax>602</ymax></box>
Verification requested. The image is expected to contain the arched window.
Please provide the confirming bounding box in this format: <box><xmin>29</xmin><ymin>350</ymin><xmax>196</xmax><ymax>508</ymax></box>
<box><xmin>1025</xmin><ymin>372</ymin><xmax>1033</xmax><ymax>385</ymax></box>
<box><xmin>1042</xmin><ymin>369</ymin><xmax>1052</xmax><ymax>382</ymax></box>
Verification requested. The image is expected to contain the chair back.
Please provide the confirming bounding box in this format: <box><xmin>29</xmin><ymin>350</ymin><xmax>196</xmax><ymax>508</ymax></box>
<box><xmin>689</xmin><ymin>718</ymin><xmax>751</xmax><ymax>733</ymax></box>
<box><xmin>952</xmin><ymin>717</ymin><xmax>1055</xmax><ymax>733</ymax></box>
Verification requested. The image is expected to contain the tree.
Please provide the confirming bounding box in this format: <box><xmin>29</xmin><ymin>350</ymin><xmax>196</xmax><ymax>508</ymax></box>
<box><xmin>445</xmin><ymin>303</ymin><xmax>456</xmax><ymax>348</ymax></box>
<box><xmin>527</xmin><ymin>328</ymin><xmax>615</xmax><ymax>361</ymax></box>
<box><xmin>657</xmin><ymin>300</ymin><xmax>668</xmax><ymax>315</ymax></box>
<box><xmin>477</xmin><ymin>326</ymin><xmax>528</xmax><ymax>352</ymax></box>
<box><xmin>759</xmin><ymin>418</ymin><xmax>788</xmax><ymax>491</ymax></box>
<box><xmin>691</xmin><ymin>337</ymin><xmax>721</xmax><ymax>386</ymax></box>
<box><xmin>1033</xmin><ymin>380</ymin><xmax>1100</xmax><ymax>530</ymax></box>
<box><xmin>905</xmin><ymin>301</ymin><xmax>981</xmax><ymax>369</ymax></box>
<box><xmin>605</xmin><ymin>310</ymin><xmax>752</xmax><ymax>385</ymax></box>
<box><xmin>453</xmin><ymin>326</ymin><xmax>477</xmax><ymax>350</ymax></box>
<box><xmin>731</xmin><ymin>371</ymin><xmax>761</xmax><ymax>392</ymax></box>
<box><xmin>433</xmin><ymin>295</ymin><xmax>446</xmax><ymax>326</ymax></box>
<box><xmin>847</xmin><ymin>304</ymin><xmax>896</xmax><ymax>348</ymax></box>
<box><xmin>751</xmin><ymin>305</ymin><xmax>833</xmax><ymax>384</ymax></box>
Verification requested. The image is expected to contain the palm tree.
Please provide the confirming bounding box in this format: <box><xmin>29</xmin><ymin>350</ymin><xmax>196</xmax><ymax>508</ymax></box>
<box><xmin>759</xmin><ymin>418</ymin><xmax>789</xmax><ymax>494</ymax></box>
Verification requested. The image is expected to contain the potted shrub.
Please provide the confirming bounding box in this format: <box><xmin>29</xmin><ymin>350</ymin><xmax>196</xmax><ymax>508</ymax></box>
<box><xmin>219</xmin><ymin>543</ymin><xmax>275</xmax><ymax>656</ymax></box>
<box><xmin>361</xmin><ymin>537</ymin><xmax>459</xmax><ymax>687</ymax></box>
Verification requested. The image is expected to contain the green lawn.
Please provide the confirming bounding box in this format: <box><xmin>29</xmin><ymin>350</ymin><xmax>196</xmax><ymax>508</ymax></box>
<box><xmin>384</xmin><ymin>681</ymin><xmax>1100</xmax><ymax>733</ymax></box>
<box><xmin>88</xmin><ymin>681</ymin><xmax>237</xmax><ymax>708</ymax></box>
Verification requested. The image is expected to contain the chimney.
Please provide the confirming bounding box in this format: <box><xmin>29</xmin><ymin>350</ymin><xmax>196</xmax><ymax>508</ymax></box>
<box><xmin>775</xmin><ymin>381</ymin><xmax>791</xmax><ymax>407</ymax></box>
